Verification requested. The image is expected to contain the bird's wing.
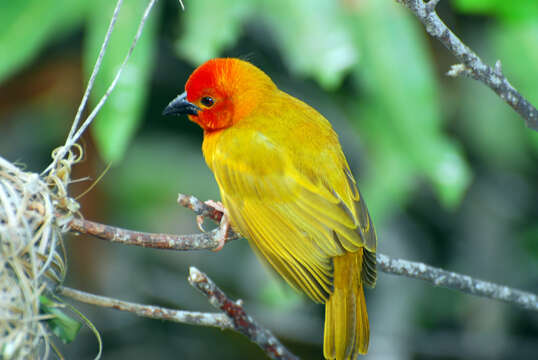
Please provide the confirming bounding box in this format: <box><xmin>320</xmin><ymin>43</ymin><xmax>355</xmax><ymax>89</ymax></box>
<box><xmin>209</xmin><ymin>130</ymin><xmax>376</xmax><ymax>303</ymax></box>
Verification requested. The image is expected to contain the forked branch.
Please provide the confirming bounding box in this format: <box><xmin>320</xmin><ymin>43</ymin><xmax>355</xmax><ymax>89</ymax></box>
<box><xmin>377</xmin><ymin>254</ymin><xmax>538</xmax><ymax>311</ymax></box>
<box><xmin>397</xmin><ymin>0</ymin><xmax>538</xmax><ymax>130</ymax></box>
<box><xmin>58</xmin><ymin>266</ymin><xmax>298</xmax><ymax>360</ymax></box>
<box><xmin>67</xmin><ymin>193</ymin><xmax>538</xmax><ymax>312</ymax></box>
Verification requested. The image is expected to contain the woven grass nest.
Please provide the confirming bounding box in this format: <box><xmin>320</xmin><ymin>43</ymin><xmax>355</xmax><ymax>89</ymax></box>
<box><xmin>0</xmin><ymin>149</ymin><xmax>81</xmax><ymax>359</ymax></box>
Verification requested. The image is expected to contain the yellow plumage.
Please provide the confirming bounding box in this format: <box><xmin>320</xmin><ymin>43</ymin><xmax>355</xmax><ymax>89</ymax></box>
<box><xmin>177</xmin><ymin>58</ymin><xmax>377</xmax><ymax>359</ymax></box>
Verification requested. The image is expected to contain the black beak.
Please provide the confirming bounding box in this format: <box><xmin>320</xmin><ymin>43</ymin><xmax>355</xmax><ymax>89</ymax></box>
<box><xmin>162</xmin><ymin>92</ymin><xmax>200</xmax><ymax>116</ymax></box>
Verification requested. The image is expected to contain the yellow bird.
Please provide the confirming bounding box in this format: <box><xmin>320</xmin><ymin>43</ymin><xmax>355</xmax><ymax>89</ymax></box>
<box><xmin>164</xmin><ymin>58</ymin><xmax>377</xmax><ymax>359</ymax></box>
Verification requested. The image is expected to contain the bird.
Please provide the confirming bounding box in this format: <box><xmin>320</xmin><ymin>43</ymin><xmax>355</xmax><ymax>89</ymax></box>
<box><xmin>163</xmin><ymin>58</ymin><xmax>377</xmax><ymax>359</ymax></box>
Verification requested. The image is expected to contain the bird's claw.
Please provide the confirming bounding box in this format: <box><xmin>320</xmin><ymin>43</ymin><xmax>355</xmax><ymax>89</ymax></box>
<box><xmin>194</xmin><ymin>199</ymin><xmax>229</xmax><ymax>251</ymax></box>
<box><xmin>196</xmin><ymin>215</ymin><xmax>206</xmax><ymax>232</ymax></box>
<box><xmin>212</xmin><ymin>210</ymin><xmax>229</xmax><ymax>252</ymax></box>
<box><xmin>204</xmin><ymin>200</ymin><xmax>225</xmax><ymax>214</ymax></box>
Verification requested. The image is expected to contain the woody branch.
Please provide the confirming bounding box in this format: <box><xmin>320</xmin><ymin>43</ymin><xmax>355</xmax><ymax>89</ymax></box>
<box><xmin>396</xmin><ymin>0</ymin><xmax>538</xmax><ymax>131</ymax></box>
<box><xmin>66</xmin><ymin>193</ymin><xmax>538</xmax><ymax>312</ymax></box>
<box><xmin>58</xmin><ymin>267</ymin><xmax>297</xmax><ymax>360</ymax></box>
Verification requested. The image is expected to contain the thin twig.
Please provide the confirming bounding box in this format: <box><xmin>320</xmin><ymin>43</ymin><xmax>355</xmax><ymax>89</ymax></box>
<box><xmin>65</xmin><ymin>193</ymin><xmax>538</xmax><ymax>312</ymax></box>
<box><xmin>66</xmin><ymin>0</ymin><xmax>123</xmax><ymax>160</ymax></box>
<box><xmin>57</xmin><ymin>286</ymin><xmax>233</xmax><ymax>329</ymax></box>
<box><xmin>178</xmin><ymin>193</ymin><xmax>226</xmax><ymax>224</ymax></box>
<box><xmin>377</xmin><ymin>254</ymin><xmax>538</xmax><ymax>311</ymax></box>
<box><xmin>188</xmin><ymin>267</ymin><xmax>299</xmax><ymax>360</ymax></box>
<box><xmin>66</xmin><ymin>193</ymin><xmax>241</xmax><ymax>250</ymax></box>
<box><xmin>68</xmin><ymin>217</ymin><xmax>239</xmax><ymax>251</ymax></box>
<box><xmin>43</xmin><ymin>0</ymin><xmax>160</xmax><ymax>175</ymax></box>
<box><xmin>57</xmin><ymin>267</ymin><xmax>300</xmax><ymax>360</ymax></box>
<box><xmin>69</xmin><ymin>0</ymin><xmax>159</xmax><ymax>150</ymax></box>
<box><xmin>42</xmin><ymin>0</ymin><xmax>123</xmax><ymax>176</ymax></box>
<box><xmin>397</xmin><ymin>0</ymin><xmax>538</xmax><ymax>131</ymax></box>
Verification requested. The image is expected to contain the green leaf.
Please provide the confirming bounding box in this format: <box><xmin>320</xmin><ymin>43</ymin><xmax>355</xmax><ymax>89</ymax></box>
<box><xmin>426</xmin><ymin>140</ymin><xmax>472</xmax><ymax>208</ymax></box>
<box><xmin>349</xmin><ymin>102</ymin><xmax>416</xmax><ymax>223</ymax></box>
<box><xmin>177</xmin><ymin>0</ymin><xmax>357</xmax><ymax>90</ymax></box>
<box><xmin>453</xmin><ymin>0</ymin><xmax>538</xmax><ymax>21</ymax></box>
<box><xmin>491</xmin><ymin>21</ymin><xmax>538</xmax><ymax>154</ymax></box>
<box><xmin>105</xmin><ymin>135</ymin><xmax>219</xmax><ymax>212</ymax></box>
<box><xmin>520</xmin><ymin>225</ymin><xmax>538</xmax><ymax>261</ymax></box>
<box><xmin>40</xmin><ymin>295</ymin><xmax>82</xmax><ymax>344</ymax></box>
<box><xmin>352</xmin><ymin>0</ymin><xmax>471</xmax><ymax>212</ymax></box>
<box><xmin>0</xmin><ymin>0</ymin><xmax>87</xmax><ymax>83</ymax></box>
<box><xmin>86</xmin><ymin>0</ymin><xmax>159</xmax><ymax>163</ymax></box>
<box><xmin>455</xmin><ymin>21</ymin><xmax>535</xmax><ymax>169</ymax></box>
<box><xmin>458</xmin><ymin>80</ymin><xmax>532</xmax><ymax>168</ymax></box>
<box><xmin>260</xmin><ymin>278</ymin><xmax>302</xmax><ymax>309</ymax></box>
<box><xmin>362</xmin><ymin>140</ymin><xmax>416</xmax><ymax>223</ymax></box>
<box><xmin>258</xmin><ymin>0</ymin><xmax>357</xmax><ymax>89</ymax></box>
<box><xmin>176</xmin><ymin>0</ymin><xmax>252</xmax><ymax>65</ymax></box>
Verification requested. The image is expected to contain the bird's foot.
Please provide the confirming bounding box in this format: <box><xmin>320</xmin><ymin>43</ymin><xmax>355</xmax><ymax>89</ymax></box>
<box><xmin>196</xmin><ymin>215</ymin><xmax>206</xmax><ymax>232</ymax></box>
<box><xmin>196</xmin><ymin>200</ymin><xmax>225</xmax><ymax>232</ymax></box>
<box><xmin>212</xmin><ymin>211</ymin><xmax>230</xmax><ymax>252</ymax></box>
<box><xmin>196</xmin><ymin>200</ymin><xmax>229</xmax><ymax>251</ymax></box>
<box><xmin>204</xmin><ymin>200</ymin><xmax>225</xmax><ymax>214</ymax></box>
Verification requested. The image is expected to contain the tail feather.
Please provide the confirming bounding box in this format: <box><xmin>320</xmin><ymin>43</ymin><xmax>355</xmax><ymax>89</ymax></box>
<box><xmin>324</xmin><ymin>250</ymin><xmax>369</xmax><ymax>359</ymax></box>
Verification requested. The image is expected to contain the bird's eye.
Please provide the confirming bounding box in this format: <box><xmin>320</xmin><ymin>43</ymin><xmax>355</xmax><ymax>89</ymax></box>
<box><xmin>201</xmin><ymin>96</ymin><xmax>214</xmax><ymax>107</ymax></box>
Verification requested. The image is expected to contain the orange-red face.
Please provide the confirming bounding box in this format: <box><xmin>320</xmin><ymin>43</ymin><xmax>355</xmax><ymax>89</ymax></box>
<box><xmin>183</xmin><ymin>59</ymin><xmax>236</xmax><ymax>131</ymax></box>
<box><xmin>163</xmin><ymin>58</ymin><xmax>276</xmax><ymax>132</ymax></box>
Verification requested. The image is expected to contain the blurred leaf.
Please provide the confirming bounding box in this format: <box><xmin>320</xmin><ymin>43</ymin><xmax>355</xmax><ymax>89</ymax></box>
<box><xmin>458</xmin><ymin>80</ymin><xmax>532</xmax><ymax>168</ymax></box>
<box><xmin>456</xmin><ymin>22</ymin><xmax>535</xmax><ymax>168</ymax></box>
<box><xmin>520</xmin><ymin>225</ymin><xmax>538</xmax><ymax>261</ymax></box>
<box><xmin>357</xmin><ymin>105</ymin><xmax>416</xmax><ymax>222</ymax></box>
<box><xmin>453</xmin><ymin>0</ymin><xmax>538</xmax><ymax>21</ymax></box>
<box><xmin>352</xmin><ymin>0</ymin><xmax>471</xmax><ymax>213</ymax></box>
<box><xmin>258</xmin><ymin>0</ymin><xmax>357</xmax><ymax>89</ymax></box>
<box><xmin>491</xmin><ymin>21</ymin><xmax>538</xmax><ymax>154</ymax></box>
<box><xmin>427</xmin><ymin>140</ymin><xmax>471</xmax><ymax>207</ymax></box>
<box><xmin>40</xmin><ymin>295</ymin><xmax>82</xmax><ymax>344</ymax></box>
<box><xmin>86</xmin><ymin>0</ymin><xmax>159</xmax><ymax>163</ymax></box>
<box><xmin>177</xmin><ymin>0</ymin><xmax>356</xmax><ymax>90</ymax></box>
<box><xmin>260</xmin><ymin>278</ymin><xmax>302</xmax><ymax>309</ymax></box>
<box><xmin>105</xmin><ymin>135</ymin><xmax>220</xmax><ymax>226</ymax></box>
<box><xmin>176</xmin><ymin>0</ymin><xmax>252</xmax><ymax>64</ymax></box>
<box><xmin>0</xmin><ymin>0</ymin><xmax>87</xmax><ymax>83</ymax></box>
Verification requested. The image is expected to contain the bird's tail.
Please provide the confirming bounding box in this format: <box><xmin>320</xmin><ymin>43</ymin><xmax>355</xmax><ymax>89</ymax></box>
<box><xmin>323</xmin><ymin>249</ymin><xmax>369</xmax><ymax>359</ymax></box>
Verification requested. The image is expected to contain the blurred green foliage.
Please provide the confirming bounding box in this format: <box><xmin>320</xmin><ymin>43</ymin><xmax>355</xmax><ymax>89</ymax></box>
<box><xmin>177</xmin><ymin>0</ymin><xmax>471</xmax><ymax>222</ymax></box>
<box><xmin>85</xmin><ymin>0</ymin><xmax>158</xmax><ymax>163</ymax></box>
<box><xmin>0</xmin><ymin>0</ymin><xmax>478</xmax><ymax>220</ymax></box>
<box><xmin>1</xmin><ymin>0</ymin><xmax>156</xmax><ymax>164</ymax></box>
<box><xmin>455</xmin><ymin>0</ymin><xmax>538</xmax><ymax>161</ymax></box>
<box><xmin>40</xmin><ymin>296</ymin><xmax>82</xmax><ymax>344</ymax></box>
<box><xmin>0</xmin><ymin>1</ymin><xmax>535</xmax><ymax>211</ymax></box>
<box><xmin>352</xmin><ymin>1</ymin><xmax>471</xmax><ymax>217</ymax></box>
<box><xmin>178</xmin><ymin>0</ymin><xmax>357</xmax><ymax>89</ymax></box>
<box><xmin>0</xmin><ymin>0</ymin><xmax>88</xmax><ymax>83</ymax></box>
<box><xmin>1</xmin><ymin>0</ymin><xmax>538</xmax><ymax>358</ymax></box>
<box><xmin>454</xmin><ymin>0</ymin><xmax>538</xmax><ymax>21</ymax></box>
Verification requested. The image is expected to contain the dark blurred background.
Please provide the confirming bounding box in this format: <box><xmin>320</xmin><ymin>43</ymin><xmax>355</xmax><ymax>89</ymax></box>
<box><xmin>1</xmin><ymin>0</ymin><xmax>537</xmax><ymax>359</ymax></box>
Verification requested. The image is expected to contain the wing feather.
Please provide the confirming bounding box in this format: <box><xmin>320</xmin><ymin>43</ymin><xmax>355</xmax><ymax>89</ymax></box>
<box><xmin>207</xmin><ymin>129</ymin><xmax>377</xmax><ymax>301</ymax></box>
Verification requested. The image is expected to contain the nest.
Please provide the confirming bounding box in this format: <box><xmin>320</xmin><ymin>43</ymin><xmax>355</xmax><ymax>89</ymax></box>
<box><xmin>0</xmin><ymin>150</ymin><xmax>78</xmax><ymax>359</ymax></box>
<box><xmin>0</xmin><ymin>1</ymin><xmax>156</xmax><ymax>357</ymax></box>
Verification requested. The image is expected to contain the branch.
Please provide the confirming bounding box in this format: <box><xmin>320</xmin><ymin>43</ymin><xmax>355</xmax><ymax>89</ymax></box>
<box><xmin>397</xmin><ymin>0</ymin><xmax>538</xmax><ymax>131</ymax></box>
<box><xmin>67</xmin><ymin>193</ymin><xmax>240</xmax><ymax>250</ymax></box>
<box><xmin>65</xmin><ymin>193</ymin><xmax>538</xmax><ymax>312</ymax></box>
<box><xmin>43</xmin><ymin>0</ymin><xmax>159</xmax><ymax>176</ymax></box>
<box><xmin>57</xmin><ymin>286</ymin><xmax>233</xmax><ymax>330</ymax></box>
<box><xmin>377</xmin><ymin>254</ymin><xmax>538</xmax><ymax>311</ymax></box>
<box><xmin>177</xmin><ymin>193</ymin><xmax>226</xmax><ymax>224</ymax></box>
<box><xmin>57</xmin><ymin>267</ymin><xmax>299</xmax><ymax>360</ymax></box>
<box><xmin>188</xmin><ymin>267</ymin><xmax>299</xmax><ymax>360</ymax></box>
<box><xmin>68</xmin><ymin>217</ymin><xmax>238</xmax><ymax>251</ymax></box>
